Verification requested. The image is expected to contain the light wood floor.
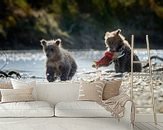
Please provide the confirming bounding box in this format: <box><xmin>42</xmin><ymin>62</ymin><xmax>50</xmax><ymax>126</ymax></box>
<box><xmin>134</xmin><ymin>122</ymin><xmax>163</xmax><ymax>130</ymax></box>
<box><xmin>0</xmin><ymin>118</ymin><xmax>162</xmax><ymax>130</ymax></box>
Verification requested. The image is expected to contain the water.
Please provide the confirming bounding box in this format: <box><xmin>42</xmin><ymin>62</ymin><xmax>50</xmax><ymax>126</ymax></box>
<box><xmin>0</xmin><ymin>50</ymin><xmax>162</xmax><ymax>80</ymax></box>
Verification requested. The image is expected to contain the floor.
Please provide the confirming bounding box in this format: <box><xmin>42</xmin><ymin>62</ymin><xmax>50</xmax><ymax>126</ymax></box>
<box><xmin>134</xmin><ymin>114</ymin><xmax>163</xmax><ymax>130</ymax></box>
<box><xmin>134</xmin><ymin>122</ymin><xmax>163</xmax><ymax>130</ymax></box>
<box><xmin>0</xmin><ymin>117</ymin><xmax>136</xmax><ymax>130</ymax></box>
<box><xmin>0</xmin><ymin>118</ymin><xmax>162</xmax><ymax>130</ymax></box>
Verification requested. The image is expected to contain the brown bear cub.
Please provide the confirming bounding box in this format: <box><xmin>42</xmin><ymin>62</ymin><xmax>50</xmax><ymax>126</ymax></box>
<box><xmin>41</xmin><ymin>39</ymin><xmax>77</xmax><ymax>82</ymax></box>
<box><xmin>104</xmin><ymin>29</ymin><xmax>142</xmax><ymax>73</ymax></box>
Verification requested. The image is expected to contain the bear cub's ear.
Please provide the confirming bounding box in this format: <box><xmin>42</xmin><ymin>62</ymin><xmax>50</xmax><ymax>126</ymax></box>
<box><xmin>104</xmin><ymin>32</ymin><xmax>110</xmax><ymax>39</ymax></box>
<box><xmin>55</xmin><ymin>39</ymin><xmax>62</xmax><ymax>46</ymax></box>
<box><xmin>40</xmin><ymin>39</ymin><xmax>47</xmax><ymax>47</ymax></box>
<box><xmin>116</xmin><ymin>29</ymin><xmax>121</xmax><ymax>35</ymax></box>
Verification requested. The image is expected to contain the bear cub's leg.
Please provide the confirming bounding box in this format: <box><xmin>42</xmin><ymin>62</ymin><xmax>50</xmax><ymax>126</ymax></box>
<box><xmin>68</xmin><ymin>62</ymin><xmax>77</xmax><ymax>80</ymax></box>
<box><xmin>46</xmin><ymin>66</ymin><xmax>57</xmax><ymax>82</ymax></box>
<box><xmin>59</xmin><ymin>65</ymin><xmax>70</xmax><ymax>81</ymax></box>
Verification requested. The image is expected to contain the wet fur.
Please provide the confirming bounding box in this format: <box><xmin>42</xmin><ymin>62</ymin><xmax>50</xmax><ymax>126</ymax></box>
<box><xmin>104</xmin><ymin>29</ymin><xmax>142</xmax><ymax>73</ymax></box>
<box><xmin>41</xmin><ymin>39</ymin><xmax>77</xmax><ymax>82</ymax></box>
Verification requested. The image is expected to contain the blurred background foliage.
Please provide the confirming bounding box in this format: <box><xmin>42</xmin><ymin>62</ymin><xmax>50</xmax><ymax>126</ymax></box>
<box><xmin>0</xmin><ymin>0</ymin><xmax>163</xmax><ymax>50</ymax></box>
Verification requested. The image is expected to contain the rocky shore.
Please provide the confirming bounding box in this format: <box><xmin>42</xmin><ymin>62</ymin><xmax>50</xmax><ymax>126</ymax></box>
<box><xmin>121</xmin><ymin>72</ymin><xmax>163</xmax><ymax>114</ymax></box>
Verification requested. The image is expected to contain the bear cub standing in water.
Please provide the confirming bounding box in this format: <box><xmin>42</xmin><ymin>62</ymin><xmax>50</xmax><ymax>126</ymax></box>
<box><xmin>41</xmin><ymin>39</ymin><xmax>77</xmax><ymax>82</ymax></box>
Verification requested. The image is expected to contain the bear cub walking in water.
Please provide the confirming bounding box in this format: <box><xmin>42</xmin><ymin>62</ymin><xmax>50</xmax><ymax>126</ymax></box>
<box><xmin>104</xmin><ymin>29</ymin><xmax>142</xmax><ymax>73</ymax></box>
<box><xmin>41</xmin><ymin>39</ymin><xmax>77</xmax><ymax>82</ymax></box>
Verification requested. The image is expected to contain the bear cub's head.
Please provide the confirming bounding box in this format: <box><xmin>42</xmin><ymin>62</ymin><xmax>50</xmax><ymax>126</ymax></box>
<box><xmin>104</xmin><ymin>29</ymin><xmax>128</xmax><ymax>52</ymax></box>
<box><xmin>41</xmin><ymin>39</ymin><xmax>62</xmax><ymax>60</ymax></box>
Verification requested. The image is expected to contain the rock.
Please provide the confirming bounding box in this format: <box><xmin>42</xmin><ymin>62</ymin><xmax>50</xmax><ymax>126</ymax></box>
<box><xmin>159</xmin><ymin>91</ymin><xmax>163</xmax><ymax>97</ymax></box>
<box><xmin>158</xmin><ymin>97</ymin><xmax>163</xmax><ymax>102</ymax></box>
<box><xmin>159</xmin><ymin>106</ymin><xmax>163</xmax><ymax>113</ymax></box>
